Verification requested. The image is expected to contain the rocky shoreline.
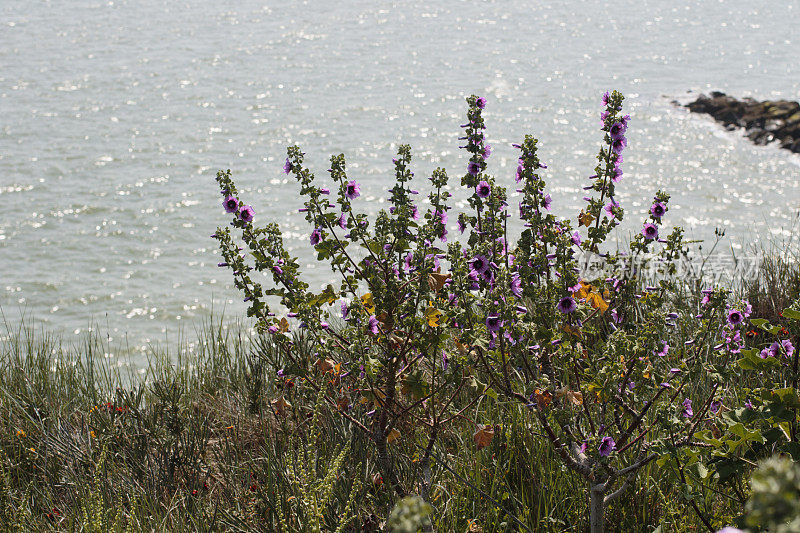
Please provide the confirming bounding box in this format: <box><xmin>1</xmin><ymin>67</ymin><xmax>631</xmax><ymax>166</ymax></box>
<box><xmin>684</xmin><ymin>91</ymin><xmax>800</xmax><ymax>153</ymax></box>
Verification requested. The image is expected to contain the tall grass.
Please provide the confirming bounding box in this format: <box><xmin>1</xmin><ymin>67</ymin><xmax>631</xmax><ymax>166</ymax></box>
<box><xmin>3</xmin><ymin>311</ymin><xmax>775</xmax><ymax>532</ymax></box>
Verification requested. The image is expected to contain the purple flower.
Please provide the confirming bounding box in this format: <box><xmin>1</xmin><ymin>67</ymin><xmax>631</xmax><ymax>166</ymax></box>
<box><xmin>611</xmin><ymin>166</ymin><xmax>623</xmax><ymax>183</ymax></box>
<box><xmin>239</xmin><ymin>205</ymin><xmax>255</xmax><ymax>223</ymax></box>
<box><xmin>476</xmin><ymin>96</ymin><xmax>486</xmax><ymax>109</ymax></box>
<box><xmin>650</xmin><ymin>202</ymin><xmax>666</xmax><ymax>219</ymax></box>
<box><xmin>367</xmin><ymin>315</ymin><xmax>380</xmax><ymax>335</ymax></box>
<box><xmin>726</xmin><ymin>309</ymin><xmax>744</xmax><ymax>326</ymax></box>
<box><xmin>403</xmin><ymin>252</ymin><xmax>413</xmax><ymax>272</ymax></box>
<box><xmin>345</xmin><ymin>181</ymin><xmax>361</xmax><ymax>200</ymax></box>
<box><xmin>602</xmin><ymin>91</ymin><xmax>610</xmax><ymax>106</ymax></box>
<box><xmin>642</xmin><ymin>223</ymin><xmax>658</xmax><ymax>240</ymax></box>
<box><xmin>542</xmin><ymin>193</ymin><xmax>552</xmax><ymax>211</ymax></box>
<box><xmin>475</xmin><ymin>180</ymin><xmax>491</xmax><ymax>198</ymax></box>
<box><xmin>470</xmin><ymin>255</ymin><xmax>490</xmax><ymax>274</ymax></box>
<box><xmin>783</xmin><ymin>339</ymin><xmax>795</xmax><ymax>358</ymax></box>
<box><xmin>655</xmin><ymin>341</ymin><xmax>669</xmax><ymax>357</ymax></box>
<box><xmin>609</xmin><ymin>121</ymin><xmax>627</xmax><ymax>140</ymax></box>
<box><xmin>223</xmin><ymin>196</ymin><xmax>239</xmax><ymax>213</ymax></box>
<box><xmin>557</xmin><ymin>296</ymin><xmax>577</xmax><ymax>314</ymax></box>
<box><xmin>681</xmin><ymin>398</ymin><xmax>693</xmax><ymax>418</ymax></box>
<box><xmin>761</xmin><ymin>342</ymin><xmax>781</xmax><ymax>358</ymax></box>
<box><xmin>515</xmin><ymin>164</ymin><xmax>524</xmax><ymax>183</ymax></box>
<box><xmin>716</xmin><ymin>528</ymin><xmax>745</xmax><ymax>533</ymax></box>
<box><xmin>598</xmin><ymin>436</ymin><xmax>615</xmax><ymax>457</ymax></box>
<box><xmin>341</xmin><ymin>302</ymin><xmax>349</xmax><ymax>319</ymax></box>
<box><xmin>482</xmin><ymin>144</ymin><xmax>492</xmax><ymax>160</ymax></box>
<box><xmin>486</xmin><ymin>315</ymin><xmax>503</xmax><ymax>332</ymax></box>
<box><xmin>467</xmin><ymin>269</ymin><xmax>480</xmax><ymax>291</ymax></box>
<box><xmin>458</xmin><ymin>216</ymin><xmax>466</xmax><ymax>234</ymax></box>
<box><xmin>611</xmin><ymin>136</ymin><xmax>627</xmax><ymax>154</ymax></box>
<box><xmin>744</xmin><ymin>399</ymin><xmax>754</xmax><ymax>409</ymax></box>
<box><xmin>571</xmin><ymin>231</ymin><xmax>582</xmax><ymax>246</ymax></box>
<box><xmin>283</xmin><ymin>158</ymin><xmax>292</xmax><ymax>174</ymax></box>
<box><xmin>604</xmin><ymin>202</ymin><xmax>617</xmax><ymax>219</ymax></box>
<box><xmin>710</xmin><ymin>400</ymin><xmax>722</xmax><ymax>414</ymax></box>
<box><xmin>337</xmin><ymin>212</ymin><xmax>347</xmax><ymax>229</ymax></box>
<box><xmin>468</xmin><ymin>161</ymin><xmax>481</xmax><ymax>177</ymax></box>
<box><xmin>510</xmin><ymin>273</ymin><xmax>522</xmax><ymax>298</ymax></box>
<box><xmin>309</xmin><ymin>228</ymin><xmax>322</xmax><ymax>246</ymax></box>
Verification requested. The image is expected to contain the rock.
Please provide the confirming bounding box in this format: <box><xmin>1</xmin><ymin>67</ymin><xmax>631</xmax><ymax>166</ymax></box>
<box><xmin>684</xmin><ymin>92</ymin><xmax>800</xmax><ymax>154</ymax></box>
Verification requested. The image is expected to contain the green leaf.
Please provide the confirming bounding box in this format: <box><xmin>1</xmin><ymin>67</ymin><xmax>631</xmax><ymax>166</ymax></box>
<box><xmin>784</xmin><ymin>442</ymin><xmax>800</xmax><ymax>461</ymax></box>
<box><xmin>750</xmin><ymin>318</ymin><xmax>770</xmax><ymax>329</ymax></box>
<box><xmin>688</xmin><ymin>462</ymin><xmax>709</xmax><ymax>480</ymax></box>
<box><xmin>401</xmin><ymin>371</ymin><xmax>430</xmax><ymax>400</ymax></box>
<box><xmin>694</xmin><ymin>430</ymin><xmax>723</xmax><ymax>448</ymax></box>
<box><xmin>715</xmin><ymin>458</ymin><xmax>747</xmax><ymax>481</ymax></box>
<box><xmin>782</xmin><ymin>308</ymin><xmax>800</xmax><ymax>320</ymax></box>
<box><xmin>738</xmin><ymin>350</ymin><xmax>781</xmax><ymax>371</ymax></box>
<box><xmin>725</xmin><ymin>423</ymin><xmax>764</xmax><ymax>452</ymax></box>
<box><xmin>772</xmin><ymin>388</ymin><xmax>800</xmax><ymax>409</ymax></box>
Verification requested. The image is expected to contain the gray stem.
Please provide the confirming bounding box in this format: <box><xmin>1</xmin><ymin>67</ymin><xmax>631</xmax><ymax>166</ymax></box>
<box><xmin>590</xmin><ymin>483</ymin><xmax>606</xmax><ymax>533</ymax></box>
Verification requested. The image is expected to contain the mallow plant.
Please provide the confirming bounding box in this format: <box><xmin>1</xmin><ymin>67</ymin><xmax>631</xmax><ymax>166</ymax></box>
<box><xmin>212</xmin><ymin>91</ymin><xmax>792</xmax><ymax>531</ymax></box>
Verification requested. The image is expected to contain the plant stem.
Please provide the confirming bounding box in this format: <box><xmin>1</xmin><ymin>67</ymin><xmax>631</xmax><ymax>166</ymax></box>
<box><xmin>590</xmin><ymin>483</ymin><xmax>605</xmax><ymax>533</ymax></box>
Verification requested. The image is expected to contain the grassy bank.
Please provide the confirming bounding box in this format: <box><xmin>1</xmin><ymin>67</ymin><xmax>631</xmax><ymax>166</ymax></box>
<box><xmin>0</xmin><ymin>253</ymin><xmax>798</xmax><ymax>532</ymax></box>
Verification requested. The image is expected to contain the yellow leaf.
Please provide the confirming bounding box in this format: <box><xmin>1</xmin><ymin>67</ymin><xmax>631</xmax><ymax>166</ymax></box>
<box><xmin>473</xmin><ymin>425</ymin><xmax>495</xmax><ymax>450</ymax></box>
<box><xmin>578</xmin><ymin>211</ymin><xmax>595</xmax><ymax>227</ymax></box>
<box><xmin>533</xmin><ymin>389</ymin><xmax>553</xmax><ymax>409</ymax></box>
<box><xmin>562</xmin><ymin>324</ymin><xmax>582</xmax><ymax>337</ymax></box>
<box><xmin>425</xmin><ymin>306</ymin><xmax>444</xmax><ymax>328</ymax></box>
<box><xmin>360</xmin><ymin>293</ymin><xmax>376</xmax><ymax>314</ymax></box>
<box><xmin>587</xmin><ymin>292</ymin><xmax>609</xmax><ymax>314</ymax></box>
<box><xmin>573</xmin><ymin>281</ymin><xmax>592</xmax><ymax>299</ymax></box>
<box><xmin>387</xmin><ymin>428</ymin><xmax>401</xmax><ymax>444</ymax></box>
<box><xmin>279</xmin><ymin>317</ymin><xmax>290</xmax><ymax>332</ymax></box>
